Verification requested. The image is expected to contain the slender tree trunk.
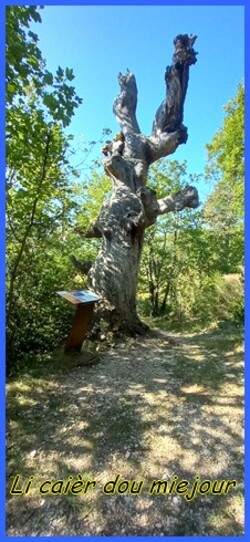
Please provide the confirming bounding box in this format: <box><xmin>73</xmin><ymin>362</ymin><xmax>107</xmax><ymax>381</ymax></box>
<box><xmin>75</xmin><ymin>35</ymin><xmax>199</xmax><ymax>335</ymax></box>
<box><xmin>7</xmin><ymin>130</ymin><xmax>52</xmax><ymax>318</ymax></box>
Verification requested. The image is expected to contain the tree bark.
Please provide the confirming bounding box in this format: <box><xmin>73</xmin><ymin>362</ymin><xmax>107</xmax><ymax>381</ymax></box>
<box><xmin>76</xmin><ymin>35</ymin><xmax>199</xmax><ymax>336</ymax></box>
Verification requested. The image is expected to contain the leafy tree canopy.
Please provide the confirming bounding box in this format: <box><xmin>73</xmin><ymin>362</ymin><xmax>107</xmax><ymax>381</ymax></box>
<box><xmin>204</xmin><ymin>83</ymin><xmax>244</xmax><ymax>228</ymax></box>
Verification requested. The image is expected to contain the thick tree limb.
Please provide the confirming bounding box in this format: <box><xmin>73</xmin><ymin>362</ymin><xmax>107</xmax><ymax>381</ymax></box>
<box><xmin>158</xmin><ymin>185</ymin><xmax>199</xmax><ymax>215</ymax></box>
<box><xmin>70</xmin><ymin>255</ymin><xmax>93</xmax><ymax>274</ymax></box>
<box><xmin>145</xmin><ymin>126</ymin><xmax>188</xmax><ymax>165</ymax></box>
<box><xmin>143</xmin><ymin>34</ymin><xmax>197</xmax><ymax>165</ymax></box>
<box><xmin>104</xmin><ymin>154</ymin><xmax>135</xmax><ymax>188</ymax></box>
<box><xmin>152</xmin><ymin>34</ymin><xmax>197</xmax><ymax>137</ymax></box>
<box><xmin>137</xmin><ymin>185</ymin><xmax>199</xmax><ymax>227</ymax></box>
<box><xmin>104</xmin><ymin>154</ymin><xmax>148</xmax><ymax>191</ymax></box>
<box><xmin>113</xmin><ymin>70</ymin><xmax>141</xmax><ymax>135</ymax></box>
<box><xmin>74</xmin><ymin>224</ymin><xmax>102</xmax><ymax>239</ymax></box>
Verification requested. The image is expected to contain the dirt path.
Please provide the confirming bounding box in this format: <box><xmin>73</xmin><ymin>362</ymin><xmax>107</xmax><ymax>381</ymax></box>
<box><xmin>7</xmin><ymin>328</ymin><xmax>244</xmax><ymax>536</ymax></box>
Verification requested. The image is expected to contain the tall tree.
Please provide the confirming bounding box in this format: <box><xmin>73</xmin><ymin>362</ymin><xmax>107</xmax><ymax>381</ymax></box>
<box><xmin>76</xmin><ymin>34</ymin><xmax>199</xmax><ymax>335</ymax></box>
<box><xmin>6</xmin><ymin>6</ymin><xmax>82</xmax><ymax>368</ymax></box>
<box><xmin>203</xmin><ymin>83</ymin><xmax>244</xmax><ymax>273</ymax></box>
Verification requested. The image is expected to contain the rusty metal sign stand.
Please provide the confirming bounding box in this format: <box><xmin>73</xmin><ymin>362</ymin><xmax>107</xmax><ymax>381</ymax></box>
<box><xmin>57</xmin><ymin>290</ymin><xmax>100</xmax><ymax>353</ymax></box>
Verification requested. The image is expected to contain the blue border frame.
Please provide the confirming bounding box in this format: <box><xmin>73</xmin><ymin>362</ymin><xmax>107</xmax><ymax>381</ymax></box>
<box><xmin>1</xmin><ymin>0</ymin><xmax>5</xmax><ymax>538</ymax></box>
<box><xmin>244</xmin><ymin>2</ymin><xmax>248</xmax><ymax>542</ymax></box>
<box><xmin>2</xmin><ymin>0</ymin><xmax>247</xmax><ymax>5</ymax></box>
<box><xmin>2</xmin><ymin>1</ymin><xmax>247</xmax><ymax>541</ymax></box>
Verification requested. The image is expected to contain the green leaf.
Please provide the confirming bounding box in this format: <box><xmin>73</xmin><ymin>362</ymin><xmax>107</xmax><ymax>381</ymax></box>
<box><xmin>44</xmin><ymin>72</ymin><xmax>53</xmax><ymax>86</ymax></box>
<box><xmin>7</xmin><ymin>83</ymin><xmax>17</xmax><ymax>95</ymax></box>
<box><xmin>28</xmin><ymin>56</ymin><xmax>39</xmax><ymax>67</ymax></box>
<box><xmin>65</xmin><ymin>67</ymin><xmax>75</xmax><ymax>81</ymax></box>
<box><xmin>56</xmin><ymin>66</ymin><xmax>64</xmax><ymax>79</ymax></box>
<box><xmin>31</xmin><ymin>11</ymin><xmax>42</xmax><ymax>23</ymax></box>
<box><xmin>43</xmin><ymin>93</ymin><xmax>57</xmax><ymax>111</ymax></box>
<box><xmin>28</xmin><ymin>30</ymin><xmax>39</xmax><ymax>42</ymax></box>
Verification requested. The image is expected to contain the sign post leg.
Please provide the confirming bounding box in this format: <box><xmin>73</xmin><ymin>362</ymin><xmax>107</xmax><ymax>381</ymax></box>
<box><xmin>64</xmin><ymin>302</ymin><xmax>95</xmax><ymax>353</ymax></box>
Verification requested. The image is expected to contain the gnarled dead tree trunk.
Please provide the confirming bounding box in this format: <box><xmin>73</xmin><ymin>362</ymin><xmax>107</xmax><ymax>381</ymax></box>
<box><xmin>75</xmin><ymin>35</ymin><xmax>199</xmax><ymax>335</ymax></box>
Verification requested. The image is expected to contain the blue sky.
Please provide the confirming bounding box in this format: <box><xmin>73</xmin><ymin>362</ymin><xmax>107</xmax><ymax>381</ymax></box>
<box><xmin>33</xmin><ymin>5</ymin><xmax>244</xmax><ymax>201</ymax></box>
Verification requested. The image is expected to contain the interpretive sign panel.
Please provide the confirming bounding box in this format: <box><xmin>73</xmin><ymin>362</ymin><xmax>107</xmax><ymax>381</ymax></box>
<box><xmin>57</xmin><ymin>290</ymin><xmax>100</xmax><ymax>305</ymax></box>
<box><xmin>56</xmin><ymin>290</ymin><xmax>100</xmax><ymax>352</ymax></box>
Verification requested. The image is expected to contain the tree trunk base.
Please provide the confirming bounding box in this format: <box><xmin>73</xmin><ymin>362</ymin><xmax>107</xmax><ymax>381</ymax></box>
<box><xmin>89</xmin><ymin>302</ymin><xmax>149</xmax><ymax>341</ymax></box>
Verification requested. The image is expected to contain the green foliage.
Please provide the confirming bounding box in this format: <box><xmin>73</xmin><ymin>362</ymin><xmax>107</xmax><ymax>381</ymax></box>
<box><xmin>192</xmin><ymin>273</ymin><xmax>243</xmax><ymax>325</ymax></box>
<box><xmin>6</xmin><ymin>6</ymin><xmax>43</xmax><ymax>105</ymax></box>
<box><xmin>202</xmin><ymin>84</ymin><xmax>244</xmax><ymax>278</ymax></box>
<box><xmin>6</xmin><ymin>6</ymin><xmax>84</xmax><ymax>371</ymax></box>
<box><xmin>139</xmin><ymin>85</ymin><xmax>244</xmax><ymax>330</ymax></box>
<box><xmin>205</xmin><ymin>83</ymin><xmax>244</xmax><ymax>189</ymax></box>
<box><xmin>140</xmin><ymin>160</ymin><xmax>204</xmax><ymax>318</ymax></box>
<box><xmin>204</xmin><ymin>83</ymin><xmax>244</xmax><ymax>242</ymax></box>
<box><xmin>68</xmin><ymin>168</ymin><xmax>112</xmax><ymax>271</ymax></box>
<box><xmin>6</xmin><ymin>6</ymin><xmax>82</xmax><ymax>127</ymax></box>
<box><xmin>72</xmin><ymin>170</ymin><xmax>112</xmax><ymax>232</ymax></box>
